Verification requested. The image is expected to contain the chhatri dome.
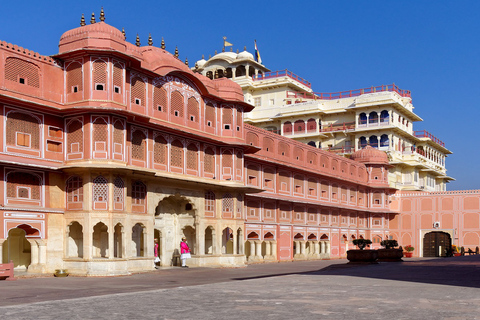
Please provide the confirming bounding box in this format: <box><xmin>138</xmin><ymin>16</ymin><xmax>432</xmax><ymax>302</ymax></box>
<box><xmin>350</xmin><ymin>145</ymin><xmax>389</xmax><ymax>165</ymax></box>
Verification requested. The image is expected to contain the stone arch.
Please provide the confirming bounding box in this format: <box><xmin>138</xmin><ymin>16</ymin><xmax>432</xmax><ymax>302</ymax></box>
<box><xmin>3</xmin><ymin>227</ymin><xmax>32</xmax><ymax>269</ymax></box>
<box><xmin>181</xmin><ymin>225</ymin><xmax>196</xmax><ymax>255</ymax></box>
<box><xmin>92</xmin><ymin>222</ymin><xmax>108</xmax><ymax>258</ymax></box>
<box><xmin>132</xmin><ymin>223</ymin><xmax>146</xmax><ymax>257</ymax></box>
<box><xmin>205</xmin><ymin>226</ymin><xmax>215</xmax><ymax>254</ymax></box>
<box><xmin>114</xmin><ymin>223</ymin><xmax>124</xmax><ymax>258</ymax></box>
<box><xmin>67</xmin><ymin>221</ymin><xmax>83</xmax><ymax>258</ymax></box>
<box><xmin>222</xmin><ymin>227</ymin><xmax>234</xmax><ymax>254</ymax></box>
<box><xmin>264</xmin><ymin>232</ymin><xmax>275</xmax><ymax>240</ymax></box>
<box><xmin>294</xmin><ymin>233</ymin><xmax>304</xmax><ymax>240</ymax></box>
<box><xmin>247</xmin><ymin>231</ymin><xmax>259</xmax><ymax>239</ymax></box>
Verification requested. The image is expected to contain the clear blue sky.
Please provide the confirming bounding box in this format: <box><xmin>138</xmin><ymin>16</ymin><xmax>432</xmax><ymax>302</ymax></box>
<box><xmin>1</xmin><ymin>1</ymin><xmax>478</xmax><ymax>190</ymax></box>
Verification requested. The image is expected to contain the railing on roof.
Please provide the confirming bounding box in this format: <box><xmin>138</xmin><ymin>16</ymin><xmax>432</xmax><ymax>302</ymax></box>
<box><xmin>252</xmin><ymin>70</ymin><xmax>312</xmax><ymax>88</ymax></box>
<box><xmin>414</xmin><ymin>130</ymin><xmax>445</xmax><ymax>147</ymax></box>
<box><xmin>286</xmin><ymin>83</ymin><xmax>411</xmax><ymax>101</ymax></box>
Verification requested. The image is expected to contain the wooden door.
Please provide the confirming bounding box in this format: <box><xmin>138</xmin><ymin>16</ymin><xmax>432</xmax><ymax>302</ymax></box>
<box><xmin>423</xmin><ymin>231</ymin><xmax>451</xmax><ymax>257</ymax></box>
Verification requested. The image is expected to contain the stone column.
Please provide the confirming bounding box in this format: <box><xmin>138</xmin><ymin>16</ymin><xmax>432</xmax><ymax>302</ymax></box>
<box><xmin>38</xmin><ymin>240</ymin><xmax>47</xmax><ymax>266</ymax></box>
<box><xmin>249</xmin><ymin>240</ymin><xmax>255</xmax><ymax>260</ymax></box>
<box><xmin>265</xmin><ymin>241</ymin><xmax>271</xmax><ymax>256</ymax></box>
<box><xmin>108</xmin><ymin>227</ymin><xmax>114</xmax><ymax>259</ymax></box>
<box><xmin>321</xmin><ymin>241</ymin><xmax>326</xmax><ymax>255</ymax></box>
<box><xmin>238</xmin><ymin>230</ymin><xmax>244</xmax><ymax>255</ymax></box>
<box><xmin>300</xmin><ymin>241</ymin><xmax>306</xmax><ymax>256</ymax></box>
<box><xmin>255</xmin><ymin>241</ymin><xmax>262</xmax><ymax>260</ymax></box>
<box><xmin>197</xmin><ymin>224</ymin><xmax>205</xmax><ymax>256</ymax></box>
<box><xmin>315</xmin><ymin>241</ymin><xmax>320</xmax><ymax>256</ymax></box>
<box><xmin>232</xmin><ymin>229</ymin><xmax>237</xmax><ymax>255</ymax></box>
<box><xmin>271</xmin><ymin>241</ymin><xmax>277</xmax><ymax>260</ymax></box>
<box><xmin>29</xmin><ymin>240</ymin><xmax>39</xmax><ymax>267</ymax></box>
<box><xmin>295</xmin><ymin>241</ymin><xmax>300</xmax><ymax>255</ymax></box>
<box><xmin>0</xmin><ymin>239</ymin><xmax>5</xmax><ymax>263</ymax></box>
<box><xmin>326</xmin><ymin>241</ymin><xmax>331</xmax><ymax>257</ymax></box>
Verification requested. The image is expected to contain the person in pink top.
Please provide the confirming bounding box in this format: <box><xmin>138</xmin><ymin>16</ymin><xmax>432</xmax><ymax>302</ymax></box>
<box><xmin>154</xmin><ymin>238</ymin><xmax>160</xmax><ymax>269</ymax></box>
<box><xmin>180</xmin><ymin>237</ymin><xmax>191</xmax><ymax>268</ymax></box>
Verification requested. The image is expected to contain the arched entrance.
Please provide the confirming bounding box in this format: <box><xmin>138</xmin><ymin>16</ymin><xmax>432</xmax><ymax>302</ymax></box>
<box><xmin>3</xmin><ymin>225</ymin><xmax>39</xmax><ymax>269</ymax></box>
<box><xmin>423</xmin><ymin>231</ymin><xmax>451</xmax><ymax>257</ymax></box>
<box><xmin>154</xmin><ymin>194</ymin><xmax>196</xmax><ymax>266</ymax></box>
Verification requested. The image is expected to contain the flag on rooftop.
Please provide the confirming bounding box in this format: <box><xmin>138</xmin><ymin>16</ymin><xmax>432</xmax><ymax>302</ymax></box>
<box><xmin>254</xmin><ymin>40</ymin><xmax>262</xmax><ymax>64</ymax></box>
<box><xmin>223</xmin><ymin>36</ymin><xmax>233</xmax><ymax>47</ymax></box>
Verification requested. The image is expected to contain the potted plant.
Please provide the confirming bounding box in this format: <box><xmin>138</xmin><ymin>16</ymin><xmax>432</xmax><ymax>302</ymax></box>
<box><xmin>352</xmin><ymin>238</ymin><xmax>372</xmax><ymax>250</ymax></box>
<box><xmin>452</xmin><ymin>245</ymin><xmax>461</xmax><ymax>257</ymax></box>
<box><xmin>404</xmin><ymin>245</ymin><xmax>414</xmax><ymax>258</ymax></box>
<box><xmin>378</xmin><ymin>239</ymin><xmax>403</xmax><ymax>262</ymax></box>
<box><xmin>347</xmin><ymin>239</ymin><xmax>378</xmax><ymax>264</ymax></box>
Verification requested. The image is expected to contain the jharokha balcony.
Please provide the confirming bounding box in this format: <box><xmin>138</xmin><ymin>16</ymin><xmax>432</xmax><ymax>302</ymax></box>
<box><xmin>252</xmin><ymin>70</ymin><xmax>312</xmax><ymax>88</ymax></box>
<box><xmin>286</xmin><ymin>83</ymin><xmax>411</xmax><ymax>101</ymax></box>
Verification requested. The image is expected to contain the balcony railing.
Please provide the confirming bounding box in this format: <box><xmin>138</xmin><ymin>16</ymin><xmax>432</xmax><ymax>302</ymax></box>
<box><xmin>320</xmin><ymin>122</ymin><xmax>356</xmax><ymax>132</ymax></box>
<box><xmin>414</xmin><ymin>130</ymin><xmax>445</xmax><ymax>147</ymax></box>
<box><xmin>286</xmin><ymin>83</ymin><xmax>411</xmax><ymax>101</ymax></box>
<box><xmin>252</xmin><ymin>70</ymin><xmax>312</xmax><ymax>88</ymax></box>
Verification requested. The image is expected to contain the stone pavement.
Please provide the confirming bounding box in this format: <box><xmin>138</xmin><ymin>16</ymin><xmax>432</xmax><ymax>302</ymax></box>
<box><xmin>1</xmin><ymin>256</ymin><xmax>480</xmax><ymax>319</ymax></box>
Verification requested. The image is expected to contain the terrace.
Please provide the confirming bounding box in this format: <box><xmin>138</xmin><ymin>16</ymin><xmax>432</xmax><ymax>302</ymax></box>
<box><xmin>286</xmin><ymin>83</ymin><xmax>411</xmax><ymax>101</ymax></box>
<box><xmin>252</xmin><ymin>70</ymin><xmax>312</xmax><ymax>88</ymax></box>
<box><xmin>414</xmin><ymin>130</ymin><xmax>445</xmax><ymax>147</ymax></box>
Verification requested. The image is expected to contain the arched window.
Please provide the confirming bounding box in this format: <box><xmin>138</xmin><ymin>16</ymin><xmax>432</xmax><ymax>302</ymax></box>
<box><xmin>369</xmin><ymin>111</ymin><xmax>378</xmax><ymax>124</ymax></box>
<box><xmin>186</xmin><ymin>143</ymin><xmax>198</xmax><ymax>170</ymax></box>
<box><xmin>130</xmin><ymin>77</ymin><xmax>145</xmax><ymax>106</ymax></box>
<box><xmin>380</xmin><ymin>134</ymin><xmax>389</xmax><ymax>147</ymax></box>
<box><xmin>283</xmin><ymin>121</ymin><xmax>292</xmax><ymax>134</ymax></box>
<box><xmin>359</xmin><ymin>113</ymin><xmax>367</xmax><ymax>125</ymax></box>
<box><xmin>6</xmin><ymin>111</ymin><xmax>41</xmax><ymax>150</ymax></box>
<box><xmin>307</xmin><ymin>141</ymin><xmax>316</xmax><ymax>147</ymax></box>
<box><xmin>307</xmin><ymin>118</ymin><xmax>317</xmax><ymax>132</ymax></box>
<box><xmin>131</xmin><ymin>129</ymin><xmax>146</xmax><ymax>161</ymax></box>
<box><xmin>93</xmin><ymin>176</ymin><xmax>108</xmax><ymax>202</ymax></box>
<box><xmin>359</xmin><ymin>136</ymin><xmax>367</xmax><ymax>148</ymax></box>
<box><xmin>132</xmin><ymin>181</ymin><xmax>146</xmax><ymax>205</ymax></box>
<box><xmin>369</xmin><ymin>135</ymin><xmax>379</xmax><ymax>148</ymax></box>
<box><xmin>294</xmin><ymin>120</ymin><xmax>305</xmax><ymax>133</ymax></box>
<box><xmin>66</xmin><ymin>176</ymin><xmax>83</xmax><ymax>203</ymax></box>
<box><xmin>380</xmin><ymin>110</ymin><xmax>389</xmax><ymax>123</ymax></box>
<box><xmin>113</xmin><ymin>176</ymin><xmax>124</xmax><ymax>209</ymax></box>
<box><xmin>205</xmin><ymin>191</ymin><xmax>216</xmax><ymax>215</ymax></box>
<box><xmin>222</xmin><ymin>193</ymin><xmax>233</xmax><ymax>213</ymax></box>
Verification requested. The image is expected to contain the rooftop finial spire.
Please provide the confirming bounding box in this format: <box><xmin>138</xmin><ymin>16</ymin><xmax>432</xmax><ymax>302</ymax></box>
<box><xmin>161</xmin><ymin>37</ymin><xmax>165</xmax><ymax>50</ymax></box>
<box><xmin>122</xmin><ymin>28</ymin><xmax>126</xmax><ymax>40</ymax></box>
<box><xmin>244</xmin><ymin>46</ymin><xmax>246</xmax><ymax>51</ymax></box>
<box><xmin>80</xmin><ymin>14</ymin><xmax>86</xmax><ymax>26</ymax></box>
<box><xmin>148</xmin><ymin>33</ymin><xmax>153</xmax><ymax>46</ymax></box>
<box><xmin>202</xmin><ymin>54</ymin><xmax>204</xmax><ymax>59</ymax></box>
<box><xmin>100</xmin><ymin>7</ymin><xmax>105</xmax><ymax>22</ymax></box>
<box><xmin>90</xmin><ymin>12</ymin><xmax>96</xmax><ymax>24</ymax></box>
<box><xmin>230</xmin><ymin>47</ymin><xmax>233</xmax><ymax>52</ymax></box>
<box><xmin>136</xmin><ymin>34</ymin><xmax>141</xmax><ymax>47</ymax></box>
<box><xmin>185</xmin><ymin>57</ymin><xmax>189</xmax><ymax>66</ymax></box>
<box><xmin>174</xmin><ymin>46</ymin><xmax>179</xmax><ymax>58</ymax></box>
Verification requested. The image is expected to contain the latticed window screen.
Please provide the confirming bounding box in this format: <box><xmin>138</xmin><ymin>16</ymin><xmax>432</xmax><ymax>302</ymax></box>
<box><xmin>131</xmin><ymin>129</ymin><xmax>146</xmax><ymax>160</ymax></box>
<box><xmin>132</xmin><ymin>181</ymin><xmax>146</xmax><ymax>205</ymax></box>
<box><xmin>205</xmin><ymin>103</ymin><xmax>215</xmax><ymax>126</ymax></box>
<box><xmin>222</xmin><ymin>193</ymin><xmax>233</xmax><ymax>213</ymax></box>
<box><xmin>154</xmin><ymin>86</ymin><xmax>167</xmax><ymax>112</ymax></box>
<box><xmin>66</xmin><ymin>62</ymin><xmax>83</xmax><ymax>92</ymax></box>
<box><xmin>6</xmin><ymin>171</ymin><xmax>41</xmax><ymax>199</ymax></box>
<box><xmin>170</xmin><ymin>140</ymin><xmax>184</xmax><ymax>168</ymax></box>
<box><xmin>113</xmin><ymin>176</ymin><xmax>124</xmax><ymax>203</ymax></box>
<box><xmin>205</xmin><ymin>191</ymin><xmax>215</xmax><ymax>213</ymax></box>
<box><xmin>186</xmin><ymin>144</ymin><xmax>198</xmax><ymax>170</ymax></box>
<box><xmin>6</xmin><ymin>112</ymin><xmax>40</xmax><ymax>149</ymax></box>
<box><xmin>222</xmin><ymin>107</ymin><xmax>232</xmax><ymax>126</ymax></box>
<box><xmin>236</xmin><ymin>151</ymin><xmax>243</xmax><ymax>174</ymax></box>
<box><xmin>131</xmin><ymin>77</ymin><xmax>145</xmax><ymax>106</ymax></box>
<box><xmin>66</xmin><ymin>176</ymin><xmax>83</xmax><ymax>202</ymax></box>
<box><xmin>236</xmin><ymin>194</ymin><xmax>243</xmax><ymax>215</ymax></box>
<box><xmin>171</xmin><ymin>91</ymin><xmax>184</xmax><ymax>117</ymax></box>
<box><xmin>93</xmin><ymin>60</ymin><xmax>107</xmax><ymax>86</ymax></box>
<box><xmin>153</xmin><ymin>134</ymin><xmax>167</xmax><ymax>164</ymax></box>
<box><xmin>222</xmin><ymin>150</ymin><xmax>233</xmax><ymax>169</ymax></box>
<box><xmin>187</xmin><ymin>97</ymin><xmax>199</xmax><ymax>122</ymax></box>
<box><xmin>204</xmin><ymin>147</ymin><xmax>215</xmax><ymax>174</ymax></box>
<box><xmin>93</xmin><ymin>118</ymin><xmax>108</xmax><ymax>149</ymax></box>
<box><xmin>93</xmin><ymin>176</ymin><xmax>108</xmax><ymax>202</ymax></box>
<box><xmin>67</xmin><ymin>119</ymin><xmax>83</xmax><ymax>153</ymax></box>
<box><xmin>5</xmin><ymin>57</ymin><xmax>40</xmax><ymax>88</ymax></box>
<box><xmin>113</xmin><ymin>119</ymin><xmax>124</xmax><ymax>146</ymax></box>
<box><xmin>236</xmin><ymin>108</ymin><xmax>242</xmax><ymax>128</ymax></box>
<box><xmin>113</xmin><ymin>63</ymin><xmax>123</xmax><ymax>91</ymax></box>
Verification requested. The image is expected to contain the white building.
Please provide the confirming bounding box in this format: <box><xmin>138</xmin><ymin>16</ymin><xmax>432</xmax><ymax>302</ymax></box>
<box><xmin>194</xmin><ymin>49</ymin><xmax>453</xmax><ymax>191</ymax></box>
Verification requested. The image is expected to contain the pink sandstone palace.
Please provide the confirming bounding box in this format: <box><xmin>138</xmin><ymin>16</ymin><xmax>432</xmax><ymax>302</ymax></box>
<box><xmin>0</xmin><ymin>12</ymin><xmax>478</xmax><ymax>275</ymax></box>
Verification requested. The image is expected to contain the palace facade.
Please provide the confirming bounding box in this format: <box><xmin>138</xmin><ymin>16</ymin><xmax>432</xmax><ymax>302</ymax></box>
<box><xmin>0</xmin><ymin>13</ymin><xmax>478</xmax><ymax>275</ymax></box>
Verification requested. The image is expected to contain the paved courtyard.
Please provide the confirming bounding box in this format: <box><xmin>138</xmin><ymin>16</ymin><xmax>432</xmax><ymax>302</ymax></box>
<box><xmin>1</xmin><ymin>256</ymin><xmax>480</xmax><ymax>319</ymax></box>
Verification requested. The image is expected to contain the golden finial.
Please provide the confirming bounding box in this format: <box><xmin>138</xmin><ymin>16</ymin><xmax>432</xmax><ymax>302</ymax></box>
<box><xmin>148</xmin><ymin>33</ymin><xmax>153</xmax><ymax>46</ymax></box>
<box><xmin>185</xmin><ymin>57</ymin><xmax>189</xmax><ymax>66</ymax></box>
<box><xmin>202</xmin><ymin>54</ymin><xmax>204</xmax><ymax>59</ymax></box>
<box><xmin>236</xmin><ymin>49</ymin><xmax>239</xmax><ymax>54</ymax></box>
<box><xmin>136</xmin><ymin>34</ymin><xmax>141</xmax><ymax>47</ymax></box>
<box><xmin>230</xmin><ymin>47</ymin><xmax>233</xmax><ymax>52</ymax></box>
<box><xmin>122</xmin><ymin>28</ymin><xmax>126</xmax><ymax>40</ymax></box>
<box><xmin>194</xmin><ymin>62</ymin><xmax>198</xmax><ymax>72</ymax></box>
<box><xmin>214</xmin><ymin>50</ymin><xmax>217</xmax><ymax>55</ymax></box>
<box><xmin>214</xmin><ymin>70</ymin><xmax>218</xmax><ymax>78</ymax></box>
<box><xmin>244</xmin><ymin>46</ymin><xmax>246</xmax><ymax>51</ymax></box>
<box><xmin>222</xmin><ymin>47</ymin><xmax>225</xmax><ymax>52</ymax></box>
<box><xmin>161</xmin><ymin>37</ymin><xmax>165</xmax><ymax>49</ymax></box>
<box><xmin>80</xmin><ymin>14</ymin><xmax>86</xmax><ymax>26</ymax></box>
<box><xmin>174</xmin><ymin>46</ymin><xmax>179</xmax><ymax>58</ymax></box>
<box><xmin>209</xmin><ymin>54</ymin><xmax>211</xmax><ymax>59</ymax></box>
<box><xmin>90</xmin><ymin>12</ymin><xmax>96</xmax><ymax>24</ymax></box>
<box><xmin>100</xmin><ymin>7</ymin><xmax>105</xmax><ymax>22</ymax></box>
